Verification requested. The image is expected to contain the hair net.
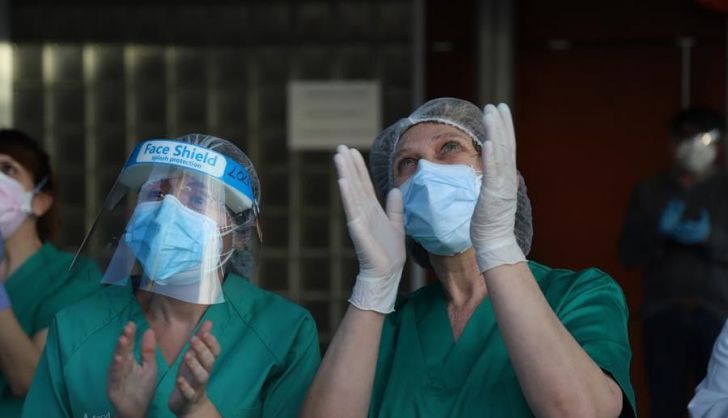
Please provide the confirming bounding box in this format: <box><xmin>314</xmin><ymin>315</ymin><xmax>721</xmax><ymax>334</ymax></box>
<box><xmin>175</xmin><ymin>133</ymin><xmax>261</xmax><ymax>279</ymax></box>
<box><xmin>369</xmin><ymin>98</ymin><xmax>533</xmax><ymax>268</ymax></box>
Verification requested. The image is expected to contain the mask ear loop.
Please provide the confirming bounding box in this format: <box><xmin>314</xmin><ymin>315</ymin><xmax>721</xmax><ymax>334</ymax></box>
<box><xmin>216</xmin><ymin>248</ymin><xmax>235</xmax><ymax>269</ymax></box>
<box><xmin>20</xmin><ymin>176</ymin><xmax>49</xmax><ymax>215</ymax></box>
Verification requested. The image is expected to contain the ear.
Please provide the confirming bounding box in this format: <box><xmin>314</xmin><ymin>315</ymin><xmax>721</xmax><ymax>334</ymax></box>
<box><xmin>31</xmin><ymin>192</ymin><xmax>53</xmax><ymax>217</ymax></box>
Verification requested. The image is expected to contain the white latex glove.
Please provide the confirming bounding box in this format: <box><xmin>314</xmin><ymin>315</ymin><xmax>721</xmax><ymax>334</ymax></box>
<box><xmin>334</xmin><ymin>145</ymin><xmax>406</xmax><ymax>313</ymax></box>
<box><xmin>471</xmin><ymin>103</ymin><xmax>527</xmax><ymax>272</ymax></box>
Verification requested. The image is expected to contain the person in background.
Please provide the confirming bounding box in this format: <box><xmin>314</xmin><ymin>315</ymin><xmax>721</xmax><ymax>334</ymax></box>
<box><xmin>619</xmin><ymin>108</ymin><xmax>728</xmax><ymax>418</ymax></box>
<box><xmin>302</xmin><ymin>98</ymin><xmax>635</xmax><ymax>418</ymax></box>
<box><xmin>23</xmin><ymin>134</ymin><xmax>320</xmax><ymax>418</ymax></box>
<box><xmin>0</xmin><ymin>129</ymin><xmax>101</xmax><ymax>416</ymax></box>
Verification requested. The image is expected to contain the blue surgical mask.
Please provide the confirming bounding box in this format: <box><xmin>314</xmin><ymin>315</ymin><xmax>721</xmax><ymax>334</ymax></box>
<box><xmin>398</xmin><ymin>160</ymin><xmax>482</xmax><ymax>256</ymax></box>
<box><xmin>123</xmin><ymin>195</ymin><xmax>222</xmax><ymax>284</ymax></box>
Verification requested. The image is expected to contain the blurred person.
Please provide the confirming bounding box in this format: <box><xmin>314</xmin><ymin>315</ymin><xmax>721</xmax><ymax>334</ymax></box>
<box><xmin>619</xmin><ymin>108</ymin><xmax>728</xmax><ymax>418</ymax></box>
<box><xmin>22</xmin><ymin>134</ymin><xmax>320</xmax><ymax>417</ymax></box>
<box><xmin>0</xmin><ymin>129</ymin><xmax>101</xmax><ymax>417</ymax></box>
<box><xmin>301</xmin><ymin>98</ymin><xmax>635</xmax><ymax>417</ymax></box>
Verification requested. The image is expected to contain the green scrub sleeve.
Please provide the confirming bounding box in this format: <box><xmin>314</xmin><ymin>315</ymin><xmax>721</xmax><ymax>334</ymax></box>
<box><xmin>34</xmin><ymin>260</ymin><xmax>102</xmax><ymax>331</ymax></box>
<box><xmin>22</xmin><ymin>319</ymin><xmax>70</xmax><ymax>418</ymax></box>
<box><xmin>556</xmin><ymin>269</ymin><xmax>637</xmax><ymax>417</ymax></box>
<box><xmin>261</xmin><ymin>315</ymin><xmax>321</xmax><ymax>418</ymax></box>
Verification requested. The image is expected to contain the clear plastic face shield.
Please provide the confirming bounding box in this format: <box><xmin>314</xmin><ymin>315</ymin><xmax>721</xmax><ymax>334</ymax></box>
<box><xmin>75</xmin><ymin>139</ymin><xmax>259</xmax><ymax>305</ymax></box>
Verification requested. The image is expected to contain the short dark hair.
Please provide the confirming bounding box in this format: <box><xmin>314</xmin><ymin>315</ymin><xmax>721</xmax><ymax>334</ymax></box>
<box><xmin>670</xmin><ymin>108</ymin><xmax>725</xmax><ymax>139</ymax></box>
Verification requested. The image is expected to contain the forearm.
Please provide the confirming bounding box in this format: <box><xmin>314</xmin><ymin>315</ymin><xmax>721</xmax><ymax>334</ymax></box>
<box><xmin>300</xmin><ymin>305</ymin><xmax>384</xmax><ymax>418</ymax></box>
<box><xmin>0</xmin><ymin>309</ymin><xmax>43</xmax><ymax>396</ymax></box>
<box><xmin>484</xmin><ymin>263</ymin><xmax>622</xmax><ymax>418</ymax></box>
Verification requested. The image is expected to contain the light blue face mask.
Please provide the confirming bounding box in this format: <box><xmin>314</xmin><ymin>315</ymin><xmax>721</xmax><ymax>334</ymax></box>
<box><xmin>123</xmin><ymin>195</ymin><xmax>222</xmax><ymax>284</ymax></box>
<box><xmin>398</xmin><ymin>160</ymin><xmax>482</xmax><ymax>256</ymax></box>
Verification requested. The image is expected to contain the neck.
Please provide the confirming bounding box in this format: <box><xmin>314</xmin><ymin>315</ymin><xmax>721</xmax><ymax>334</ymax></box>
<box><xmin>430</xmin><ymin>247</ymin><xmax>487</xmax><ymax>308</ymax></box>
<box><xmin>142</xmin><ymin>292</ymin><xmax>208</xmax><ymax>327</ymax></box>
<box><xmin>136</xmin><ymin>291</ymin><xmax>209</xmax><ymax>366</ymax></box>
<box><xmin>3</xmin><ymin>220</ymin><xmax>43</xmax><ymax>279</ymax></box>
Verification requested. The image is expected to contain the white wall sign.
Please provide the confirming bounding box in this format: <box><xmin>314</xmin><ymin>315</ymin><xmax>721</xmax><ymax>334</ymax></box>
<box><xmin>287</xmin><ymin>81</ymin><xmax>381</xmax><ymax>150</ymax></box>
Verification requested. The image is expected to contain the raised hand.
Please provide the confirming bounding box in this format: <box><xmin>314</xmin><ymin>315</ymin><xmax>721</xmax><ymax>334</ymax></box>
<box><xmin>168</xmin><ymin>320</ymin><xmax>221</xmax><ymax>417</ymax></box>
<box><xmin>471</xmin><ymin>104</ymin><xmax>526</xmax><ymax>272</ymax></box>
<box><xmin>334</xmin><ymin>145</ymin><xmax>406</xmax><ymax>314</ymax></box>
<box><xmin>108</xmin><ymin>322</ymin><xmax>158</xmax><ymax>418</ymax></box>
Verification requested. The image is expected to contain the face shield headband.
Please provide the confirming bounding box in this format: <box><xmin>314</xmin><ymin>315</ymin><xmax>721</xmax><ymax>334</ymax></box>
<box><xmin>124</xmin><ymin>139</ymin><xmax>259</xmax><ymax>216</ymax></box>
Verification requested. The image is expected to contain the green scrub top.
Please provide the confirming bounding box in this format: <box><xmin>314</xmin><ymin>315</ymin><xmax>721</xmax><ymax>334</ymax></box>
<box><xmin>0</xmin><ymin>242</ymin><xmax>101</xmax><ymax>417</ymax></box>
<box><xmin>370</xmin><ymin>261</ymin><xmax>637</xmax><ymax>417</ymax></box>
<box><xmin>22</xmin><ymin>273</ymin><xmax>321</xmax><ymax>418</ymax></box>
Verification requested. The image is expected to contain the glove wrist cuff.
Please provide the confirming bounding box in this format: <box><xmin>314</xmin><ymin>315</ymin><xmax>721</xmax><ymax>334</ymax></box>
<box><xmin>475</xmin><ymin>239</ymin><xmax>526</xmax><ymax>272</ymax></box>
<box><xmin>348</xmin><ymin>269</ymin><xmax>403</xmax><ymax>314</ymax></box>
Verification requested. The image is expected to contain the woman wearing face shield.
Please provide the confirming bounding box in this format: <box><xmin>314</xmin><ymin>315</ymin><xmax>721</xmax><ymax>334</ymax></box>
<box><xmin>301</xmin><ymin>99</ymin><xmax>635</xmax><ymax>417</ymax></box>
<box><xmin>0</xmin><ymin>130</ymin><xmax>101</xmax><ymax>417</ymax></box>
<box><xmin>22</xmin><ymin>134</ymin><xmax>321</xmax><ymax>418</ymax></box>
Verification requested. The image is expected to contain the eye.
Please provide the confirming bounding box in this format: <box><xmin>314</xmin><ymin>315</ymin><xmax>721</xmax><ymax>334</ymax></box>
<box><xmin>183</xmin><ymin>187</ymin><xmax>218</xmax><ymax>212</ymax></box>
<box><xmin>396</xmin><ymin>157</ymin><xmax>417</xmax><ymax>175</ymax></box>
<box><xmin>0</xmin><ymin>162</ymin><xmax>17</xmax><ymax>176</ymax></box>
<box><xmin>145</xmin><ymin>190</ymin><xmax>165</xmax><ymax>200</ymax></box>
<box><xmin>440</xmin><ymin>141</ymin><xmax>461</xmax><ymax>154</ymax></box>
<box><xmin>190</xmin><ymin>194</ymin><xmax>208</xmax><ymax>208</ymax></box>
<box><xmin>138</xmin><ymin>185</ymin><xmax>165</xmax><ymax>201</ymax></box>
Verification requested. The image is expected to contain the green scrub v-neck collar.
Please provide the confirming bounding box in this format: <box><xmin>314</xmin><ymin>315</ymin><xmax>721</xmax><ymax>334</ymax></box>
<box><xmin>413</xmin><ymin>282</ymin><xmax>498</xmax><ymax>389</ymax></box>
<box><xmin>124</xmin><ymin>285</ymin><xmax>233</xmax><ymax>381</ymax></box>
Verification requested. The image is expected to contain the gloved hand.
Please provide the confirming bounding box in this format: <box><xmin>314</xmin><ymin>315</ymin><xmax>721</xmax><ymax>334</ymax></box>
<box><xmin>334</xmin><ymin>145</ymin><xmax>405</xmax><ymax>314</ymax></box>
<box><xmin>659</xmin><ymin>199</ymin><xmax>686</xmax><ymax>236</ymax></box>
<box><xmin>471</xmin><ymin>104</ymin><xmax>527</xmax><ymax>272</ymax></box>
<box><xmin>672</xmin><ymin>209</ymin><xmax>711</xmax><ymax>244</ymax></box>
